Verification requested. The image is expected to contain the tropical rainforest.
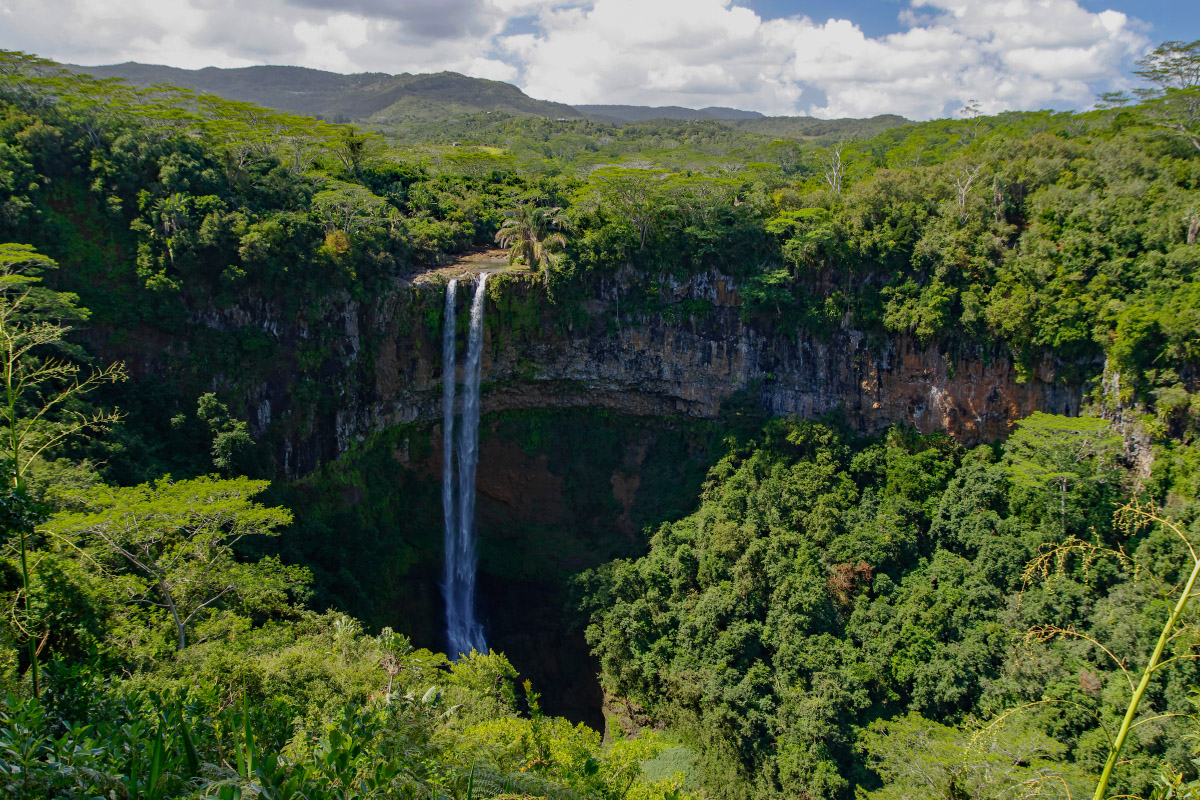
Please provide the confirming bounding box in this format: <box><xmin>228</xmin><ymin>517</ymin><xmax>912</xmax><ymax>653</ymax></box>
<box><xmin>1</xmin><ymin>39</ymin><xmax>1199</xmax><ymax>800</ymax></box>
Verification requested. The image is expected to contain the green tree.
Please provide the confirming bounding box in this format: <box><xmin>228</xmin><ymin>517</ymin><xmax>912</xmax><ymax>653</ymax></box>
<box><xmin>1003</xmin><ymin>413</ymin><xmax>1123</xmax><ymax>532</ymax></box>
<box><xmin>858</xmin><ymin>712</ymin><xmax>1089</xmax><ymax>800</ymax></box>
<box><xmin>196</xmin><ymin>393</ymin><xmax>258</xmax><ymax>477</ymax></box>
<box><xmin>0</xmin><ymin>243</ymin><xmax>124</xmax><ymax>696</ymax></box>
<box><xmin>312</xmin><ymin>180</ymin><xmax>389</xmax><ymax>237</ymax></box>
<box><xmin>1133</xmin><ymin>40</ymin><xmax>1200</xmax><ymax>152</ymax></box>
<box><xmin>44</xmin><ymin>475</ymin><xmax>308</xmax><ymax>653</ymax></box>
<box><xmin>494</xmin><ymin>202</ymin><xmax>568</xmax><ymax>277</ymax></box>
<box><xmin>766</xmin><ymin>207</ymin><xmax>835</xmax><ymax>275</ymax></box>
<box><xmin>765</xmin><ymin>139</ymin><xmax>802</xmax><ymax>174</ymax></box>
<box><xmin>579</xmin><ymin>167</ymin><xmax>669</xmax><ymax>250</ymax></box>
<box><xmin>331</xmin><ymin>127</ymin><xmax>385</xmax><ymax>180</ymax></box>
<box><xmin>442</xmin><ymin>148</ymin><xmax>516</xmax><ymax>179</ymax></box>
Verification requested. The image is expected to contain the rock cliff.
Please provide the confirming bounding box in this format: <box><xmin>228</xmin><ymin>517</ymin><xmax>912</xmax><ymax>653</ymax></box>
<box><xmin>244</xmin><ymin>266</ymin><xmax>1082</xmax><ymax>478</ymax></box>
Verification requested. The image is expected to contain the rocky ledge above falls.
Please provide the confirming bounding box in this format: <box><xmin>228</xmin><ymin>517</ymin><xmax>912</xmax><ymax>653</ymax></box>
<box><xmin>305</xmin><ymin>267</ymin><xmax>1083</xmax><ymax>474</ymax></box>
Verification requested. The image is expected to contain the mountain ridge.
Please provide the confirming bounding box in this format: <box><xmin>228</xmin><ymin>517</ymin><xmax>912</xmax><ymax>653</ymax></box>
<box><xmin>68</xmin><ymin>62</ymin><xmax>585</xmax><ymax>122</ymax></box>
<box><xmin>70</xmin><ymin>61</ymin><xmax>776</xmax><ymax>125</ymax></box>
<box><xmin>68</xmin><ymin>61</ymin><xmax>912</xmax><ymax>140</ymax></box>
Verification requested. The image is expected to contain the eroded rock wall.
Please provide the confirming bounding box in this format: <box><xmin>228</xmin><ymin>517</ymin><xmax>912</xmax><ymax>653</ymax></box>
<box><xmin>148</xmin><ymin>267</ymin><xmax>1083</xmax><ymax>479</ymax></box>
<box><xmin>326</xmin><ymin>269</ymin><xmax>1081</xmax><ymax>478</ymax></box>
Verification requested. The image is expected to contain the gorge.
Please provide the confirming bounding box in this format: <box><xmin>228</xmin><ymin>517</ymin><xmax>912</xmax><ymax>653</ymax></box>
<box><xmin>109</xmin><ymin>262</ymin><xmax>1089</xmax><ymax>726</ymax></box>
<box><xmin>4</xmin><ymin>48</ymin><xmax>1198</xmax><ymax>799</ymax></box>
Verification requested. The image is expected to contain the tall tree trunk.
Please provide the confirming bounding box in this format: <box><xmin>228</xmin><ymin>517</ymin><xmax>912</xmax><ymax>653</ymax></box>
<box><xmin>160</xmin><ymin>581</ymin><xmax>186</xmax><ymax>650</ymax></box>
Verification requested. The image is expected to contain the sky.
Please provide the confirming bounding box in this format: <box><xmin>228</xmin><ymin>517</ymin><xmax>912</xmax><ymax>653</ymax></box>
<box><xmin>0</xmin><ymin>0</ymin><xmax>1192</xmax><ymax>120</ymax></box>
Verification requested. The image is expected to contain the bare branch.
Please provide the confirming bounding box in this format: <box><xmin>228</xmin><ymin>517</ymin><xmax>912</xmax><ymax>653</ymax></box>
<box><xmin>1022</xmin><ymin>625</ymin><xmax>1134</xmax><ymax>691</ymax></box>
<box><xmin>822</xmin><ymin>142</ymin><xmax>845</xmax><ymax>195</ymax></box>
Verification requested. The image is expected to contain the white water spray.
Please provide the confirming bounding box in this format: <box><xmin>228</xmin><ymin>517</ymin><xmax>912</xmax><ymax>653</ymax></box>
<box><xmin>441</xmin><ymin>278</ymin><xmax>458</xmax><ymax>649</ymax></box>
<box><xmin>441</xmin><ymin>274</ymin><xmax>488</xmax><ymax>658</ymax></box>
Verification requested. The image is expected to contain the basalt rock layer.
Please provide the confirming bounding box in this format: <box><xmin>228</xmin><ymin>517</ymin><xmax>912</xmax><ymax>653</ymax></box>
<box><xmin>116</xmin><ymin>266</ymin><xmax>1086</xmax><ymax>481</ymax></box>
<box><xmin>236</xmin><ymin>267</ymin><xmax>1082</xmax><ymax>479</ymax></box>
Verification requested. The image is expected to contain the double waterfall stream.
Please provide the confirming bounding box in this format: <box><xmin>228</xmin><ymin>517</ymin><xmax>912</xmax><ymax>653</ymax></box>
<box><xmin>441</xmin><ymin>274</ymin><xmax>489</xmax><ymax>658</ymax></box>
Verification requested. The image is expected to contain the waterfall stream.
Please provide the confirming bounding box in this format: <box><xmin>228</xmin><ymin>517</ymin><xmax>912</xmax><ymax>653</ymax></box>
<box><xmin>442</xmin><ymin>274</ymin><xmax>488</xmax><ymax>658</ymax></box>
<box><xmin>441</xmin><ymin>278</ymin><xmax>458</xmax><ymax>653</ymax></box>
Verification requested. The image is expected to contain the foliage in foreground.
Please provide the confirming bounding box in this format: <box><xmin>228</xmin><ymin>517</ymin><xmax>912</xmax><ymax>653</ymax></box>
<box><xmin>1</xmin><ymin>463</ymin><xmax>686</xmax><ymax>798</ymax></box>
<box><xmin>0</xmin><ymin>618</ymin><xmax>686</xmax><ymax>800</ymax></box>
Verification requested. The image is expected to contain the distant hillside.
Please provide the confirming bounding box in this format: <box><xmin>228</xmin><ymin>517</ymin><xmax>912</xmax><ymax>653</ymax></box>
<box><xmin>724</xmin><ymin>114</ymin><xmax>911</xmax><ymax>142</ymax></box>
<box><xmin>68</xmin><ymin>62</ymin><xmax>909</xmax><ymax>139</ymax></box>
<box><xmin>574</xmin><ymin>104</ymin><xmax>764</xmax><ymax>122</ymax></box>
<box><xmin>68</xmin><ymin>62</ymin><xmax>584</xmax><ymax>123</ymax></box>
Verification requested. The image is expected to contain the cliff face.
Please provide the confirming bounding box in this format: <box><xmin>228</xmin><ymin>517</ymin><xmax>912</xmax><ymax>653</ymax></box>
<box><xmin>118</xmin><ymin>265</ymin><xmax>1081</xmax><ymax>478</ymax></box>
<box><xmin>281</xmin><ymin>267</ymin><xmax>1081</xmax><ymax>478</ymax></box>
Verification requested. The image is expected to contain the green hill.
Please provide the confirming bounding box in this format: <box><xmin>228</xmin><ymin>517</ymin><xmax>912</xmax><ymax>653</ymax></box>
<box><xmin>69</xmin><ymin>62</ymin><xmax>584</xmax><ymax>123</ymax></box>
<box><xmin>68</xmin><ymin>62</ymin><xmax>908</xmax><ymax>138</ymax></box>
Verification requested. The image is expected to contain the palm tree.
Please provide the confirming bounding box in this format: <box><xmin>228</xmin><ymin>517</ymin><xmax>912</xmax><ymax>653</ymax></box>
<box><xmin>494</xmin><ymin>203</ymin><xmax>568</xmax><ymax>278</ymax></box>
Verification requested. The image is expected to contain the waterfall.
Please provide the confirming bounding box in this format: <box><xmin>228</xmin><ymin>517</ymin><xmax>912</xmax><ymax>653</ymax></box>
<box><xmin>441</xmin><ymin>278</ymin><xmax>458</xmax><ymax>654</ymax></box>
<box><xmin>442</xmin><ymin>274</ymin><xmax>488</xmax><ymax>658</ymax></box>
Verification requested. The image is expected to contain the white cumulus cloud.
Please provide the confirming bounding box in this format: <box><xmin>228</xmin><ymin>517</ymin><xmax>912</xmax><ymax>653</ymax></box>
<box><xmin>0</xmin><ymin>0</ymin><xmax>1152</xmax><ymax>119</ymax></box>
<box><xmin>510</xmin><ymin>0</ymin><xmax>1148</xmax><ymax>117</ymax></box>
